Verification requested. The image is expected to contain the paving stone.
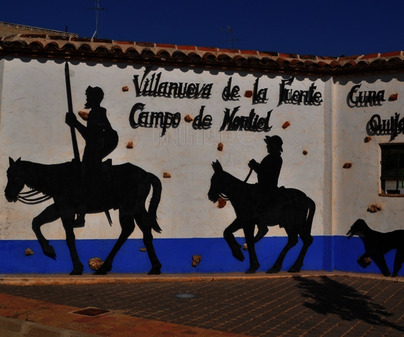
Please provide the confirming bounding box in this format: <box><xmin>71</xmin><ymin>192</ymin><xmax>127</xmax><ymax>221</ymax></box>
<box><xmin>0</xmin><ymin>274</ymin><xmax>403</xmax><ymax>336</ymax></box>
<box><xmin>0</xmin><ymin>316</ymin><xmax>24</xmax><ymax>333</ymax></box>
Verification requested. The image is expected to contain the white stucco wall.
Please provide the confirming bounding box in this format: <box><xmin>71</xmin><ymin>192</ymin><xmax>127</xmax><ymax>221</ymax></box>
<box><xmin>333</xmin><ymin>74</ymin><xmax>404</xmax><ymax>234</ymax></box>
<box><xmin>0</xmin><ymin>58</ymin><xmax>328</xmax><ymax>240</ymax></box>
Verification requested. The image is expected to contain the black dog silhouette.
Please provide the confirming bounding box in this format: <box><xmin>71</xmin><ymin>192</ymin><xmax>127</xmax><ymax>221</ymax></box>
<box><xmin>347</xmin><ymin>219</ymin><xmax>404</xmax><ymax>277</ymax></box>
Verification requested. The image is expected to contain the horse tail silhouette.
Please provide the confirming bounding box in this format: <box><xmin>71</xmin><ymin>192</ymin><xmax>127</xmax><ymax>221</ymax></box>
<box><xmin>147</xmin><ymin>172</ymin><xmax>162</xmax><ymax>233</ymax></box>
<box><xmin>304</xmin><ymin>197</ymin><xmax>316</xmax><ymax>235</ymax></box>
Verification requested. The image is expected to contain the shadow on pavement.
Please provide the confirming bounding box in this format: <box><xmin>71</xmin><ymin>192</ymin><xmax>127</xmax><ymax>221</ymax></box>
<box><xmin>294</xmin><ymin>275</ymin><xmax>404</xmax><ymax>332</ymax></box>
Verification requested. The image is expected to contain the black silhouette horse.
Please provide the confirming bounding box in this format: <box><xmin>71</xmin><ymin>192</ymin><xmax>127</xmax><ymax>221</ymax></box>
<box><xmin>208</xmin><ymin>160</ymin><xmax>315</xmax><ymax>273</ymax></box>
<box><xmin>5</xmin><ymin>157</ymin><xmax>162</xmax><ymax>275</ymax></box>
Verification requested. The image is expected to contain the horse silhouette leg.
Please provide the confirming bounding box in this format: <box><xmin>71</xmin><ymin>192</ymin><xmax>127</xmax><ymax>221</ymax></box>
<box><xmin>254</xmin><ymin>224</ymin><xmax>268</xmax><ymax>243</ymax></box>
<box><xmin>137</xmin><ymin>218</ymin><xmax>162</xmax><ymax>275</ymax></box>
<box><xmin>392</xmin><ymin>248</ymin><xmax>404</xmax><ymax>277</ymax></box>
<box><xmin>372</xmin><ymin>255</ymin><xmax>391</xmax><ymax>277</ymax></box>
<box><xmin>288</xmin><ymin>232</ymin><xmax>313</xmax><ymax>273</ymax></box>
<box><xmin>288</xmin><ymin>200</ymin><xmax>315</xmax><ymax>273</ymax></box>
<box><xmin>32</xmin><ymin>204</ymin><xmax>60</xmax><ymax>260</ymax></box>
<box><xmin>61</xmin><ymin>212</ymin><xmax>84</xmax><ymax>275</ymax></box>
<box><xmin>224</xmin><ymin>219</ymin><xmax>244</xmax><ymax>262</ymax></box>
<box><xmin>267</xmin><ymin>232</ymin><xmax>298</xmax><ymax>273</ymax></box>
<box><xmin>143</xmin><ymin>231</ymin><xmax>162</xmax><ymax>275</ymax></box>
<box><xmin>244</xmin><ymin>224</ymin><xmax>260</xmax><ymax>273</ymax></box>
<box><xmin>96</xmin><ymin>212</ymin><xmax>135</xmax><ymax>275</ymax></box>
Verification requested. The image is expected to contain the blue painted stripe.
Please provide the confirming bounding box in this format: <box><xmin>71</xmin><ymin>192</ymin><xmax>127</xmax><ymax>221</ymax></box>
<box><xmin>0</xmin><ymin>236</ymin><xmax>402</xmax><ymax>276</ymax></box>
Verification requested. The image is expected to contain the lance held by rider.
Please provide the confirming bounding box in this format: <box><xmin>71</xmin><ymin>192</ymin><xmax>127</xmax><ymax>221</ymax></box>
<box><xmin>64</xmin><ymin>63</ymin><xmax>118</xmax><ymax>227</ymax></box>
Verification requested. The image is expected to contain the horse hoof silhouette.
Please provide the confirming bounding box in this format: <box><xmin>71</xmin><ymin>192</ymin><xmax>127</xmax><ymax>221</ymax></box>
<box><xmin>287</xmin><ymin>265</ymin><xmax>301</xmax><ymax>273</ymax></box>
<box><xmin>69</xmin><ymin>268</ymin><xmax>83</xmax><ymax>275</ymax></box>
<box><xmin>43</xmin><ymin>245</ymin><xmax>56</xmax><ymax>260</ymax></box>
<box><xmin>94</xmin><ymin>262</ymin><xmax>111</xmax><ymax>275</ymax></box>
<box><xmin>245</xmin><ymin>263</ymin><xmax>260</xmax><ymax>274</ymax></box>
<box><xmin>148</xmin><ymin>265</ymin><xmax>161</xmax><ymax>275</ymax></box>
<box><xmin>232</xmin><ymin>249</ymin><xmax>245</xmax><ymax>262</ymax></box>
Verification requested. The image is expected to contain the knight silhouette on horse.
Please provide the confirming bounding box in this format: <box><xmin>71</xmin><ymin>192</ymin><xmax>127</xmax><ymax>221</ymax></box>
<box><xmin>209</xmin><ymin>134</ymin><xmax>315</xmax><ymax>273</ymax></box>
<box><xmin>65</xmin><ymin>86</ymin><xmax>118</xmax><ymax>227</ymax></box>
<box><xmin>5</xmin><ymin>64</ymin><xmax>163</xmax><ymax>275</ymax></box>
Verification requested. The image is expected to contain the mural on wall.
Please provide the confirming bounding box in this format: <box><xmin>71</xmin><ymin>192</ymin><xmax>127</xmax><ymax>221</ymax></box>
<box><xmin>4</xmin><ymin>63</ymin><xmax>163</xmax><ymax>275</ymax></box>
<box><xmin>347</xmin><ymin>219</ymin><xmax>404</xmax><ymax>277</ymax></box>
<box><xmin>208</xmin><ymin>135</ymin><xmax>316</xmax><ymax>274</ymax></box>
<box><xmin>2</xmin><ymin>57</ymin><xmax>327</xmax><ymax>275</ymax></box>
<box><xmin>345</xmin><ymin>83</ymin><xmax>404</xmax><ymax>275</ymax></box>
<box><xmin>2</xmin><ymin>53</ymin><xmax>404</xmax><ymax>276</ymax></box>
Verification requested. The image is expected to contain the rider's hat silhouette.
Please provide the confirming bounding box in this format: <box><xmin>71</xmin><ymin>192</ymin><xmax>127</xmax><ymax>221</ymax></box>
<box><xmin>264</xmin><ymin>135</ymin><xmax>283</xmax><ymax>153</ymax></box>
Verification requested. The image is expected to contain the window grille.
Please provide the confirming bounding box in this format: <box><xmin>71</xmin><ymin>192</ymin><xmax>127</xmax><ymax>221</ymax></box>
<box><xmin>380</xmin><ymin>143</ymin><xmax>404</xmax><ymax>195</ymax></box>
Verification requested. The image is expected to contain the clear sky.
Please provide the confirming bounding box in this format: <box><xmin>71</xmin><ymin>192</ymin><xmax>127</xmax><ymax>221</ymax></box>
<box><xmin>2</xmin><ymin>0</ymin><xmax>403</xmax><ymax>57</ymax></box>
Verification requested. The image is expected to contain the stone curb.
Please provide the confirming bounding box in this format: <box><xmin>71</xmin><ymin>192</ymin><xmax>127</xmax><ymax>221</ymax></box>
<box><xmin>0</xmin><ymin>271</ymin><xmax>403</xmax><ymax>286</ymax></box>
<box><xmin>0</xmin><ymin>316</ymin><xmax>96</xmax><ymax>337</ymax></box>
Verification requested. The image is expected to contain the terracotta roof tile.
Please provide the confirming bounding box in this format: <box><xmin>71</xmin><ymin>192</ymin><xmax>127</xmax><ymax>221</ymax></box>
<box><xmin>361</xmin><ymin>53</ymin><xmax>379</xmax><ymax>59</ymax></box>
<box><xmin>177</xmin><ymin>45</ymin><xmax>196</xmax><ymax>51</ymax></box>
<box><xmin>77</xmin><ymin>44</ymin><xmax>92</xmax><ymax>54</ymax></box>
<box><xmin>240</xmin><ymin>50</ymin><xmax>259</xmax><ymax>55</ymax></box>
<box><xmin>260</xmin><ymin>57</ymin><xmax>278</xmax><ymax>66</ymax></box>
<box><xmin>381</xmin><ymin>51</ymin><xmax>402</xmax><ymax>57</ymax></box>
<box><xmin>136</xmin><ymin>41</ymin><xmax>154</xmax><ymax>47</ymax></box>
<box><xmin>259</xmin><ymin>51</ymin><xmax>279</xmax><ymax>57</ymax></box>
<box><xmin>247</xmin><ymin>56</ymin><xmax>261</xmax><ymax>65</ymax></box>
<box><xmin>113</xmin><ymin>40</ymin><xmax>134</xmax><ymax>45</ymax></box>
<box><xmin>197</xmin><ymin>46</ymin><xmax>219</xmax><ymax>52</ymax></box>
<box><xmin>233</xmin><ymin>55</ymin><xmax>247</xmax><ymax>65</ymax></box>
<box><xmin>339</xmin><ymin>55</ymin><xmax>360</xmax><ymax>61</ymax></box>
<box><xmin>387</xmin><ymin>57</ymin><xmax>403</xmax><ymax>65</ymax></box>
<box><xmin>140</xmin><ymin>49</ymin><xmax>156</xmax><ymax>59</ymax></box>
<box><xmin>0</xmin><ymin>34</ymin><xmax>403</xmax><ymax>75</ymax></box>
<box><xmin>278</xmin><ymin>53</ymin><xmax>291</xmax><ymax>59</ymax></box>
<box><xmin>92</xmin><ymin>38</ymin><xmax>112</xmax><ymax>44</ymax></box>
<box><xmin>203</xmin><ymin>52</ymin><xmax>217</xmax><ymax>63</ymax></box>
<box><xmin>290</xmin><ymin>59</ymin><xmax>304</xmax><ymax>67</ymax></box>
<box><xmin>173</xmin><ymin>50</ymin><xmax>187</xmax><ymax>59</ymax></box>
<box><xmin>300</xmin><ymin>55</ymin><xmax>317</xmax><ymax>60</ymax></box>
<box><xmin>329</xmin><ymin>60</ymin><xmax>342</xmax><ymax>69</ymax></box>
<box><xmin>219</xmin><ymin>48</ymin><xmax>240</xmax><ymax>54</ymax></box>
<box><xmin>125</xmin><ymin>48</ymin><xmax>140</xmax><ymax>59</ymax></box>
<box><xmin>317</xmin><ymin>60</ymin><xmax>329</xmax><ymax>67</ymax></box>
<box><xmin>156</xmin><ymin>43</ymin><xmax>176</xmax><ymax>49</ymax></box>
<box><xmin>276</xmin><ymin>57</ymin><xmax>288</xmax><ymax>66</ymax></box>
<box><xmin>218</xmin><ymin>54</ymin><xmax>233</xmax><ymax>63</ymax></box>
<box><xmin>157</xmin><ymin>49</ymin><xmax>171</xmax><ymax>59</ymax></box>
<box><xmin>342</xmin><ymin>60</ymin><xmax>357</xmax><ymax>68</ymax></box>
<box><xmin>188</xmin><ymin>52</ymin><xmax>202</xmax><ymax>62</ymax></box>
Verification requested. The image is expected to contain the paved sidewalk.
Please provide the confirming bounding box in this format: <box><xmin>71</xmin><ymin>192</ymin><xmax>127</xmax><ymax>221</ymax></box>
<box><xmin>0</xmin><ymin>272</ymin><xmax>403</xmax><ymax>336</ymax></box>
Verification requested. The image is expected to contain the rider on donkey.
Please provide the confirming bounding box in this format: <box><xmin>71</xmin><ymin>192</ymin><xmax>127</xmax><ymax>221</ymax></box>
<box><xmin>248</xmin><ymin>135</ymin><xmax>283</xmax><ymax>199</ymax></box>
<box><xmin>248</xmin><ymin>135</ymin><xmax>283</xmax><ymax>241</ymax></box>
<box><xmin>65</xmin><ymin>86</ymin><xmax>118</xmax><ymax>227</ymax></box>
